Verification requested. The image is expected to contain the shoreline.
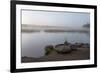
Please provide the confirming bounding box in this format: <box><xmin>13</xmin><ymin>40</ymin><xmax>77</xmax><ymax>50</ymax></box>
<box><xmin>21</xmin><ymin>47</ymin><xmax>90</xmax><ymax>63</ymax></box>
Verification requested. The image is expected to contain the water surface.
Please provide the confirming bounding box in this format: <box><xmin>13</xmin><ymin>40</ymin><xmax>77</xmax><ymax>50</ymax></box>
<box><xmin>22</xmin><ymin>32</ymin><xmax>90</xmax><ymax>58</ymax></box>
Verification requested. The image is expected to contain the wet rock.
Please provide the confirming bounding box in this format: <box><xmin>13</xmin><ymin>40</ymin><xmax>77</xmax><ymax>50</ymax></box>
<box><xmin>55</xmin><ymin>45</ymin><xmax>72</xmax><ymax>54</ymax></box>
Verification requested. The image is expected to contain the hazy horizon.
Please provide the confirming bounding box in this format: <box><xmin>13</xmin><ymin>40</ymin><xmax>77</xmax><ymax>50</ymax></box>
<box><xmin>22</xmin><ymin>10</ymin><xmax>90</xmax><ymax>27</ymax></box>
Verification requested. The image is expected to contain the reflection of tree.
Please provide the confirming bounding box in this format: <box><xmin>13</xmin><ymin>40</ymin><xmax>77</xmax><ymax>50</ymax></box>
<box><xmin>83</xmin><ymin>23</ymin><xmax>90</xmax><ymax>37</ymax></box>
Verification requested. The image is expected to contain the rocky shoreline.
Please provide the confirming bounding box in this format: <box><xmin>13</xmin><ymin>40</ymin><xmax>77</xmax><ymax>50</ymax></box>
<box><xmin>22</xmin><ymin>41</ymin><xmax>90</xmax><ymax>63</ymax></box>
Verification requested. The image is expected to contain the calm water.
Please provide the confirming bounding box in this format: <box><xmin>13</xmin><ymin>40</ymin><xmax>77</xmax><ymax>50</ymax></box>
<box><xmin>22</xmin><ymin>32</ymin><xmax>90</xmax><ymax>58</ymax></box>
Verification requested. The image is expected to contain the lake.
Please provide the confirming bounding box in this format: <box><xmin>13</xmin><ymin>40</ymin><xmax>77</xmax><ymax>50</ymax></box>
<box><xmin>22</xmin><ymin>32</ymin><xmax>90</xmax><ymax>58</ymax></box>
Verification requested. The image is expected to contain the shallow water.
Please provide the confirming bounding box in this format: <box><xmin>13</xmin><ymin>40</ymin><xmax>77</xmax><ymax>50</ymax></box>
<box><xmin>22</xmin><ymin>32</ymin><xmax>90</xmax><ymax>58</ymax></box>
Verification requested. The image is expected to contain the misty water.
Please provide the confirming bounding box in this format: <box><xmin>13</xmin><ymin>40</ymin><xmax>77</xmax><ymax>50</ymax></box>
<box><xmin>22</xmin><ymin>32</ymin><xmax>90</xmax><ymax>58</ymax></box>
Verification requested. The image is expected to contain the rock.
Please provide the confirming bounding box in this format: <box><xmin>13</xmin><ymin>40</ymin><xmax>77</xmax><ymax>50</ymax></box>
<box><xmin>64</xmin><ymin>41</ymin><xmax>69</xmax><ymax>45</ymax></box>
<box><xmin>55</xmin><ymin>45</ymin><xmax>72</xmax><ymax>54</ymax></box>
<box><xmin>70</xmin><ymin>45</ymin><xmax>78</xmax><ymax>51</ymax></box>
<box><xmin>55</xmin><ymin>44</ymin><xmax>64</xmax><ymax>48</ymax></box>
<box><xmin>45</xmin><ymin>45</ymin><xmax>54</xmax><ymax>49</ymax></box>
<box><xmin>82</xmin><ymin>43</ymin><xmax>90</xmax><ymax>48</ymax></box>
<box><xmin>74</xmin><ymin>43</ymin><xmax>90</xmax><ymax>48</ymax></box>
<box><xmin>44</xmin><ymin>45</ymin><xmax>54</xmax><ymax>55</ymax></box>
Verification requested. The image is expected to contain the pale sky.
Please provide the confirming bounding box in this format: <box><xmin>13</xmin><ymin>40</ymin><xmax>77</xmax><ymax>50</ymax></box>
<box><xmin>22</xmin><ymin>10</ymin><xmax>90</xmax><ymax>27</ymax></box>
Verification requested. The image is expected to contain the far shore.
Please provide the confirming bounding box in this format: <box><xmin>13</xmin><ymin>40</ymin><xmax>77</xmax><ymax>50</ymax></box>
<box><xmin>22</xmin><ymin>29</ymin><xmax>89</xmax><ymax>33</ymax></box>
<box><xmin>22</xmin><ymin>24</ymin><xmax>90</xmax><ymax>33</ymax></box>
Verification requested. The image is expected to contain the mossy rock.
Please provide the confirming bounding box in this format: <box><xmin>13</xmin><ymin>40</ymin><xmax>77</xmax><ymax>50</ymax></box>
<box><xmin>44</xmin><ymin>45</ymin><xmax>54</xmax><ymax>55</ymax></box>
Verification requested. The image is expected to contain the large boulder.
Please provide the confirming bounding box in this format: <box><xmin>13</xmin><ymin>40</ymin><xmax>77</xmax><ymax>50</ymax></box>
<box><xmin>55</xmin><ymin>45</ymin><xmax>72</xmax><ymax>54</ymax></box>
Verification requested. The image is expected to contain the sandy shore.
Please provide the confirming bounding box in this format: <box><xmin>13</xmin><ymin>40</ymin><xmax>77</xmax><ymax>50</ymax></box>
<box><xmin>21</xmin><ymin>47</ymin><xmax>90</xmax><ymax>63</ymax></box>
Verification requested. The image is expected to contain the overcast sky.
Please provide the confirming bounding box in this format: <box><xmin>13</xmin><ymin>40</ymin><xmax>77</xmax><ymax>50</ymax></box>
<box><xmin>22</xmin><ymin>10</ymin><xmax>90</xmax><ymax>27</ymax></box>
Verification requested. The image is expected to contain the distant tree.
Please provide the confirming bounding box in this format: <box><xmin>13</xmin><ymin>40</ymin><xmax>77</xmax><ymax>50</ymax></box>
<box><xmin>83</xmin><ymin>23</ymin><xmax>90</xmax><ymax>28</ymax></box>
